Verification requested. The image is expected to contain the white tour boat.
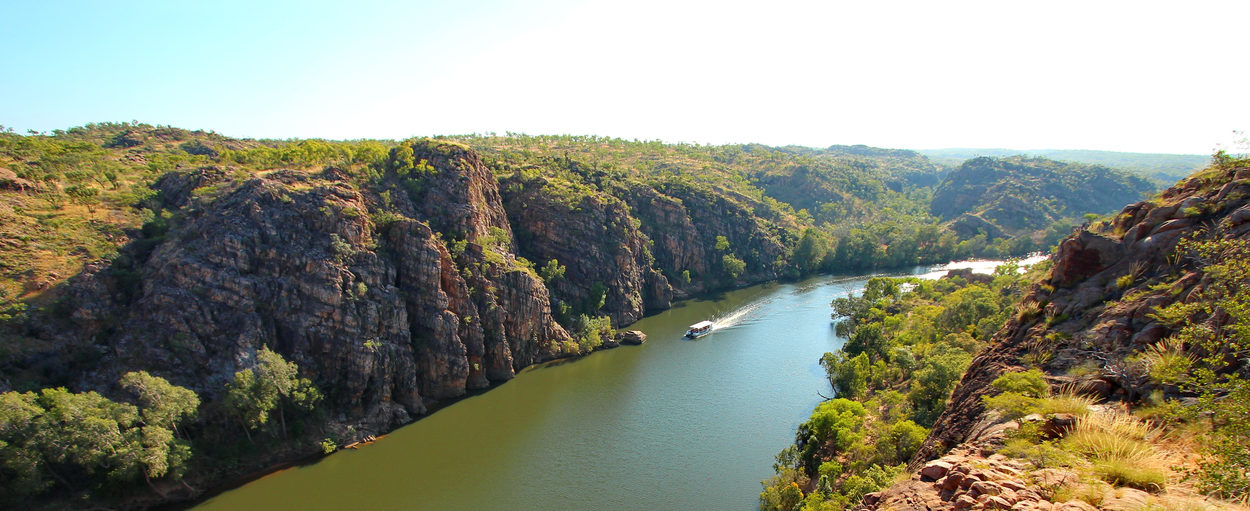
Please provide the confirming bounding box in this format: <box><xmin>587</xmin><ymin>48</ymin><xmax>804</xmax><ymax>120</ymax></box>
<box><xmin>684</xmin><ymin>320</ymin><xmax>713</xmax><ymax>338</ymax></box>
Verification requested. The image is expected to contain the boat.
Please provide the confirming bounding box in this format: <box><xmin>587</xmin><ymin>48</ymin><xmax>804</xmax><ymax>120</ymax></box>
<box><xmin>684</xmin><ymin>320</ymin><xmax>713</xmax><ymax>338</ymax></box>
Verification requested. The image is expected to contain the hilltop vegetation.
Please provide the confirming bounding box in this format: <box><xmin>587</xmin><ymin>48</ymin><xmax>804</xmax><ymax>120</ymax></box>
<box><xmin>918</xmin><ymin>148</ymin><xmax>1208</xmax><ymax>183</ymax></box>
<box><xmin>0</xmin><ymin>122</ymin><xmax>1172</xmax><ymax>509</ymax></box>
<box><xmin>0</xmin><ymin>123</ymin><xmax>1163</xmax><ymax>309</ymax></box>
<box><xmin>930</xmin><ymin>156</ymin><xmax>1156</xmax><ymax>239</ymax></box>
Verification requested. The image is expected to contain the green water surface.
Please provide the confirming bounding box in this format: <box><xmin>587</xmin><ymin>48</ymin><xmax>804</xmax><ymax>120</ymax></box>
<box><xmin>192</xmin><ymin>268</ymin><xmax>952</xmax><ymax>510</ymax></box>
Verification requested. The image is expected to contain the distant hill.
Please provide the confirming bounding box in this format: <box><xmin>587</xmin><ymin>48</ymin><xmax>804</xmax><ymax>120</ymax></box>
<box><xmin>917</xmin><ymin>148</ymin><xmax>1209</xmax><ymax>183</ymax></box>
<box><xmin>930</xmin><ymin>155</ymin><xmax>1156</xmax><ymax>238</ymax></box>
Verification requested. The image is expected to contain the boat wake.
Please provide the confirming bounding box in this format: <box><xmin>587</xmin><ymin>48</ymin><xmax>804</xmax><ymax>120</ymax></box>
<box><xmin>710</xmin><ymin>298</ymin><xmax>771</xmax><ymax>331</ymax></box>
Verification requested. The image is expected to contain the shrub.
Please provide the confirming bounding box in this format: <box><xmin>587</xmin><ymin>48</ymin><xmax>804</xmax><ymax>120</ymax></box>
<box><xmin>990</xmin><ymin>369</ymin><xmax>1050</xmax><ymax>398</ymax></box>
<box><xmin>983</xmin><ymin>392</ymin><xmax>1041</xmax><ymax>420</ymax></box>
<box><xmin>876</xmin><ymin>420</ymin><xmax>927</xmax><ymax>464</ymax></box>
<box><xmin>999</xmin><ymin>438</ymin><xmax>1075</xmax><ymax>468</ymax></box>
<box><xmin>1129</xmin><ymin>340</ymin><xmax>1193</xmax><ymax>385</ymax></box>
<box><xmin>722</xmin><ymin>253</ymin><xmax>746</xmax><ymax>279</ymax></box>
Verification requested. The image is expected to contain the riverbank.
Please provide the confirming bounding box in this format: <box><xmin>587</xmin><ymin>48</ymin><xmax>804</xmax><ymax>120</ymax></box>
<box><xmin>188</xmin><ymin>258</ymin><xmax>1039</xmax><ymax>510</ymax></box>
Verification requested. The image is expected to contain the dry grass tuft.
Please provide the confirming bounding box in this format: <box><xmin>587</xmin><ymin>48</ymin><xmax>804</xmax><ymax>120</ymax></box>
<box><xmin>1063</xmin><ymin>412</ymin><xmax>1169</xmax><ymax>492</ymax></box>
<box><xmin>1037</xmin><ymin>385</ymin><xmax>1098</xmax><ymax>416</ymax></box>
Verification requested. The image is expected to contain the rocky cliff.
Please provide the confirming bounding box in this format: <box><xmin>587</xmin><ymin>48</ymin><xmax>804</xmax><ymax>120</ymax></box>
<box><xmin>12</xmin><ymin>137</ymin><xmax>800</xmax><ymax>495</ymax></box>
<box><xmin>860</xmin><ymin>164</ymin><xmax>1250</xmax><ymax>510</ymax></box>
<box><xmin>56</xmin><ymin>141</ymin><xmax>583</xmax><ymax>436</ymax></box>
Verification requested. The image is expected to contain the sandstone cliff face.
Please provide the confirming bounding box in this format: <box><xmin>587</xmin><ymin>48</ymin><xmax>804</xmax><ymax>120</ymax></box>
<box><xmin>623</xmin><ymin>181</ymin><xmax>792</xmax><ymax>296</ymax></box>
<box><xmin>52</xmin><ymin>139</ymin><xmax>799</xmax><ymax>439</ymax></box>
<box><xmin>500</xmin><ymin>173</ymin><xmax>669</xmax><ymax>326</ymax></box>
<box><xmin>57</xmin><ymin>142</ymin><xmax>582</xmax><ymax>436</ymax></box>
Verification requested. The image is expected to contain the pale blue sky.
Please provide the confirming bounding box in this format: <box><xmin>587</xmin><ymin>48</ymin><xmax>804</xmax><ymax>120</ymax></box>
<box><xmin>2</xmin><ymin>0</ymin><xmax>1246</xmax><ymax>153</ymax></box>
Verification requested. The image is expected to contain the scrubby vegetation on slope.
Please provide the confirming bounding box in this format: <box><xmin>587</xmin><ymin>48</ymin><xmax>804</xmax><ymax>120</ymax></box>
<box><xmin>762</xmin><ymin>263</ymin><xmax>1044</xmax><ymax>510</ymax></box>
<box><xmin>0</xmin><ymin>122</ymin><xmax>1174</xmax><ymax>509</ymax></box>
<box><xmin>766</xmin><ymin>152</ymin><xmax>1250</xmax><ymax>510</ymax></box>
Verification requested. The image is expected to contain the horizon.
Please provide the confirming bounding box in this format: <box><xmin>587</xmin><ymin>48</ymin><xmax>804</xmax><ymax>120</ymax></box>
<box><xmin>8</xmin><ymin>121</ymin><xmax>1217</xmax><ymax>157</ymax></box>
<box><xmin>2</xmin><ymin>0</ymin><xmax>1246</xmax><ymax>155</ymax></box>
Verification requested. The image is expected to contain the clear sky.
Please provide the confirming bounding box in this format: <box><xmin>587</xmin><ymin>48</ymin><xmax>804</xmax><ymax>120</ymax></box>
<box><xmin>2</xmin><ymin>0</ymin><xmax>1246</xmax><ymax>154</ymax></box>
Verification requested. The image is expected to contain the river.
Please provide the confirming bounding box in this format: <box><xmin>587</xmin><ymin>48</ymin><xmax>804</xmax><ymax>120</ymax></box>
<box><xmin>191</xmin><ymin>258</ymin><xmax>1040</xmax><ymax>510</ymax></box>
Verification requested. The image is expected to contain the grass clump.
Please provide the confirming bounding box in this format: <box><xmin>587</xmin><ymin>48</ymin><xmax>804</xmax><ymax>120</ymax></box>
<box><xmin>1035</xmin><ymin>386</ymin><xmax>1097</xmax><ymax>416</ymax></box>
<box><xmin>1093</xmin><ymin>458</ymin><xmax>1167</xmax><ymax>491</ymax></box>
<box><xmin>999</xmin><ymin>437</ymin><xmax>1076</xmax><ymax>468</ymax></box>
<box><xmin>1062</xmin><ymin>412</ymin><xmax>1169</xmax><ymax>492</ymax></box>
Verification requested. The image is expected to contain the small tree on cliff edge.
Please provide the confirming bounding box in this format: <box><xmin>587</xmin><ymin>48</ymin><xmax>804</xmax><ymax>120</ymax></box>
<box><xmin>223</xmin><ymin>347</ymin><xmax>322</xmax><ymax>442</ymax></box>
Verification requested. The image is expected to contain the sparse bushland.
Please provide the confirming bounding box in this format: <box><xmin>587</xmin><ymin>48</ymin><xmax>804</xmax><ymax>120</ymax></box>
<box><xmin>0</xmin><ymin>122</ymin><xmax>1171</xmax><ymax>509</ymax></box>
<box><xmin>762</xmin><ymin>261</ymin><xmax>1044</xmax><ymax>510</ymax></box>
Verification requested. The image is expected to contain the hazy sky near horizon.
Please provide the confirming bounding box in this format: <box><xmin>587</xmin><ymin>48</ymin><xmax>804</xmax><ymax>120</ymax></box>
<box><xmin>2</xmin><ymin>0</ymin><xmax>1246</xmax><ymax>154</ymax></box>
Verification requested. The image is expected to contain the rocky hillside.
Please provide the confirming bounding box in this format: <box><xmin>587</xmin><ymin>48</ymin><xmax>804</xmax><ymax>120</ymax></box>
<box><xmin>0</xmin><ymin>124</ymin><xmax>1182</xmax><ymax>510</ymax></box>
<box><xmin>0</xmin><ymin>129</ymin><xmax>812</xmax><ymax>509</ymax></box>
<box><xmin>861</xmin><ymin>161</ymin><xmax>1250</xmax><ymax>509</ymax></box>
<box><xmin>931</xmin><ymin>157</ymin><xmax>1155</xmax><ymax>239</ymax></box>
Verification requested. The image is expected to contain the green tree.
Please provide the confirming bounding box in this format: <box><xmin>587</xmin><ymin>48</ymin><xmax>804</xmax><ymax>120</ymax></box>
<box><xmin>223</xmin><ymin>368</ymin><xmax>276</xmax><ymax>442</ymax></box>
<box><xmin>722</xmin><ymin>253</ymin><xmax>746</xmax><ymax>279</ymax></box>
<box><xmin>538</xmin><ymin>258</ymin><xmax>566</xmax><ymax>282</ymax></box>
<box><xmin>844</xmin><ymin>323</ymin><xmax>888</xmax><ymax>361</ymax></box>
<box><xmin>1153</xmin><ymin>237</ymin><xmax>1250</xmax><ymax>498</ymax></box>
<box><xmin>908</xmin><ymin>344</ymin><xmax>973</xmax><ymax>426</ymax></box>
<box><xmin>793</xmin><ymin>228</ymin><xmax>831</xmax><ymax>274</ymax></box>
<box><xmin>0</xmin><ymin>379</ymin><xmax>198</xmax><ymax>502</ymax></box>
<box><xmin>224</xmin><ymin>347</ymin><xmax>322</xmax><ymax>441</ymax></box>
<box><xmin>822</xmin><ymin>351</ymin><xmax>871</xmax><ymax>399</ymax></box>
<box><xmin>0</xmin><ymin>391</ymin><xmax>50</xmax><ymax>497</ymax></box>
<box><xmin>120</xmin><ymin>371</ymin><xmax>200</xmax><ymax>437</ymax></box>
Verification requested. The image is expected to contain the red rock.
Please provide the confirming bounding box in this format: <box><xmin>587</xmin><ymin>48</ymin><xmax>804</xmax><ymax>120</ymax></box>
<box><xmin>1000</xmin><ymin>480</ymin><xmax>1027</xmax><ymax>491</ymax></box>
<box><xmin>1041</xmin><ymin>413</ymin><xmax>1078</xmax><ymax>438</ymax></box>
<box><xmin>862</xmin><ymin>492</ymin><xmax>881</xmax><ymax>505</ymax></box>
<box><xmin>969</xmin><ymin>480</ymin><xmax>1003</xmax><ymax>498</ymax></box>
<box><xmin>941</xmin><ymin>473</ymin><xmax>965</xmax><ymax>491</ymax></box>
<box><xmin>953</xmin><ymin>494</ymin><xmax>978</xmax><ymax>510</ymax></box>
<box><xmin>921</xmin><ymin>460</ymin><xmax>954</xmax><ymax>481</ymax></box>
<box><xmin>1055</xmin><ymin>501</ymin><xmax>1098</xmax><ymax>511</ymax></box>
<box><xmin>985</xmin><ymin>496</ymin><xmax>1013</xmax><ymax>509</ymax></box>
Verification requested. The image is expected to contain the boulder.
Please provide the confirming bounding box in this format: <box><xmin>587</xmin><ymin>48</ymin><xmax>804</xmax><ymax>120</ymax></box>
<box><xmin>985</xmin><ymin>496</ymin><xmax>1014</xmax><ymax>509</ymax></box>
<box><xmin>619</xmin><ymin>330</ymin><xmax>647</xmax><ymax>345</ymax></box>
<box><xmin>1054</xmin><ymin>500</ymin><xmax>1098</xmax><ymax>511</ymax></box>
<box><xmin>1041</xmin><ymin>413</ymin><xmax>1078</xmax><ymax>438</ymax></box>
<box><xmin>939</xmin><ymin>473</ymin><xmax>964</xmax><ymax>491</ymax></box>
<box><xmin>920</xmin><ymin>460</ymin><xmax>953</xmax><ymax>481</ymax></box>
<box><xmin>969</xmin><ymin>480</ymin><xmax>1003</xmax><ymax>498</ymax></box>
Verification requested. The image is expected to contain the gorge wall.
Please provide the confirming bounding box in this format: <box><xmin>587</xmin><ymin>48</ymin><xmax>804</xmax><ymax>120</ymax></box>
<box><xmin>44</xmin><ymin>139</ymin><xmax>790</xmax><ymax>439</ymax></box>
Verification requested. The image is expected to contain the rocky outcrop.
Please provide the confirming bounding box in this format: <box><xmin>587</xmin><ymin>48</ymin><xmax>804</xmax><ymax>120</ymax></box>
<box><xmin>500</xmin><ymin>172</ymin><xmax>669</xmax><ymax>326</ymax></box>
<box><xmin>623</xmin><ymin>181</ymin><xmax>793</xmax><ymax>297</ymax></box>
<box><xmin>56</xmin><ymin>141</ymin><xmax>584</xmax><ymax>436</ymax></box>
<box><xmin>913</xmin><ymin>164</ymin><xmax>1250</xmax><ymax>465</ymax></box>
<box><xmin>618</xmin><ymin>330</ymin><xmax>646</xmax><ymax>345</ymax></box>
<box><xmin>861</xmin><ymin>421</ymin><xmax>1152</xmax><ymax>511</ymax></box>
